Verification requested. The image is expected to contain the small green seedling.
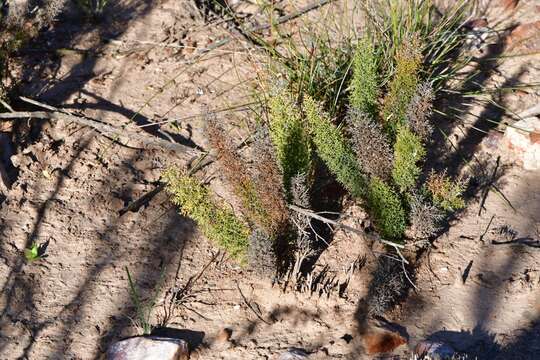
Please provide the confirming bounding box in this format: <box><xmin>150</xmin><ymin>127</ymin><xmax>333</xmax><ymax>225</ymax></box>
<box><xmin>24</xmin><ymin>240</ymin><xmax>49</xmax><ymax>262</ymax></box>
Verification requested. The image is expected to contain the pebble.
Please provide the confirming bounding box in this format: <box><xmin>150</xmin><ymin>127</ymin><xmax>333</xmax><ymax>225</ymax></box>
<box><xmin>502</xmin><ymin>117</ymin><xmax>540</xmax><ymax>170</ymax></box>
<box><xmin>107</xmin><ymin>336</ymin><xmax>189</xmax><ymax>360</ymax></box>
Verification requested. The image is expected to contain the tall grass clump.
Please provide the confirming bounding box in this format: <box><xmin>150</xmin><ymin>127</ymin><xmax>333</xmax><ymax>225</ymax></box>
<box><xmin>363</xmin><ymin>0</ymin><xmax>473</xmax><ymax>88</ymax></box>
<box><xmin>303</xmin><ymin>95</ymin><xmax>367</xmax><ymax>198</ymax></box>
<box><xmin>268</xmin><ymin>88</ymin><xmax>311</xmax><ymax>194</ymax></box>
<box><xmin>164</xmin><ymin>169</ymin><xmax>250</xmax><ymax>262</ymax></box>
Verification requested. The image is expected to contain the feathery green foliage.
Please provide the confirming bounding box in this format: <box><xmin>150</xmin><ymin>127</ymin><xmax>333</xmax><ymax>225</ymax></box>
<box><xmin>382</xmin><ymin>41</ymin><xmax>422</xmax><ymax>137</ymax></box>
<box><xmin>164</xmin><ymin>169</ymin><xmax>250</xmax><ymax>262</ymax></box>
<box><xmin>349</xmin><ymin>37</ymin><xmax>379</xmax><ymax>117</ymax></box>
<box><xmin>426</xmin><ymin>171</ymin><xmax>466</xmax><ymax>212</ymax></box>
<box><xmin>392</xmin><ymin>126</ymin><xmax>426</xmax><ymax>192</ymax></box>
<box><xmin>303</xmin><ymin>95</ymin><xmax>367</xmax><ymax>198</ymax></box>
<box><xmin>268</xmin><ymin>89</ymin><xmax>311</xmax><ymax>193</ymax></box>
<box><xmin>367</xmin><ymin>177</ymin><xmax>406</xmax><ymax>239</ymax></box>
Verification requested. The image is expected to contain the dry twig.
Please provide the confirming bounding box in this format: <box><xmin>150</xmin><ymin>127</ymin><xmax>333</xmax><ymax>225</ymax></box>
<box><xmin>1</xmin><ymin>97</ymin><xmax>202</xmax><ymax>160</ymax></box>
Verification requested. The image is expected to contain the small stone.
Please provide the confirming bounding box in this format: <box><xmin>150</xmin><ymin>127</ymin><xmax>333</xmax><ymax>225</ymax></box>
<box><xmin>216</xmin><ymin>328</ymin><xmax>232</xmax><ymax>343</ymax></box>
<box><xmin>505</xmin><ymin>21</ymin><xmax>540</xmax><ymax>53</ymax></box>
<box><xmin>362</xmin><ymin>331</ymin><xmax>407</xmax><ymax>355</ymax></box>
<box><xmin>415</xmin><ymin>341</ymin><xmax>455</xmax><ymax>359</ymax></box>
<box><xmin>278</xmin><ymin>348</ymin><xmax>310</xmax><ymax>359</ymax></box>
<box><xmin>502</xmin><ymin>117</ymin><xmax>540</xmax><ymax>170</ymax></box>
<box><xmin>107</xmin><ymin>336</ymin><xmax>189</xmax><ymax>360</ymax></box>
<box><xmin>464</xmin><ymin>18</ymin><xmax>488</xmax><ymax>29</ymax></box>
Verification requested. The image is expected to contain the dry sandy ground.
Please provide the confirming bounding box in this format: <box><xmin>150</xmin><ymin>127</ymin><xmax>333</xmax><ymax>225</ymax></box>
<box><xmin>1</xmin><ymin>0</ymin><xmax>539</xmax><ymax>359</ymax></box>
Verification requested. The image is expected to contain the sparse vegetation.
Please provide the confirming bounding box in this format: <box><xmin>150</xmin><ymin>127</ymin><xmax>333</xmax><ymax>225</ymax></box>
<box><xmin>75</xmin><ymin>0</ymin><xmax>109</xmax><ymax>17</ymax></box>
<box><xmin>126</xmin><ymin>266</ymin><xmax>164</xmax><ymax>335</ymax></box>
<box><xmin>426</xmin><ymin>171</ymin><xmax>466</xmax><ymax>212</ymax></box>
<box><xmin>24</xmin><ymin>241</ymin><xmax>48</xmax><ymax>262</ymax></box>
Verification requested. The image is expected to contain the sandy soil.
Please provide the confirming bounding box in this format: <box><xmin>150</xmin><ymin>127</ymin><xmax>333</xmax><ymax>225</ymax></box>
<box><xmin>1</xmin><ymin>0</ymin><xmax>539</xmax><ymax>359</ymax></box>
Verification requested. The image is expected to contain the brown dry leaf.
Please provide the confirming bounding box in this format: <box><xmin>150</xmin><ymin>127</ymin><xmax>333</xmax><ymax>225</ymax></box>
<box><xmin>363</xmin><ymin>331</ymin><xmax>407</xmax><ymax>354</ymax></box>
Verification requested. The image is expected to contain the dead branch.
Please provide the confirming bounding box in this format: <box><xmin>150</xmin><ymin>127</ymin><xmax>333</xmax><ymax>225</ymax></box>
<box><xmin>288</xmin><ymin>204</ymin><xmax>406</xmax><ymax>252</ymax></box>
<box><xmin>2</xmin><ymin>97</ymin><xmax>202</xmax><ymax>160</ymax></box>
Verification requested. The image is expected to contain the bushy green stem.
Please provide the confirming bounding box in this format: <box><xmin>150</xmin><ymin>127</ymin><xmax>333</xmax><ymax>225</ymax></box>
<box><xmin>382</xmin><ymin>41</ymin><xmax>422</xmax><ymax>137</ymax></box>
<box><xmin>367</xmin><ymin>178</ymin><xmax>406</xmax><ymax>239</ymax></box>
<box><xmin>392</xmin><ymin>126</ymin><xmax>426</xmax><ymax>192</ymax></box>
<box><xmin>268</xmin><ymin>89</ymin><xmax>311</xmax><ymax>193</ymax></box>
<box><xmin>164</xmin><ymin>169</ymin><xmax>249</xmax><ymax>262</ymax></box>
<box><xmin>350</xmin><ymin>37</ymin><xmax>379</xmax><ymax>117</ymax></box>
<box><xmin>303</xmin><ymin>96</ymin><xmax>367</xmax><ymax>198</ymax></box>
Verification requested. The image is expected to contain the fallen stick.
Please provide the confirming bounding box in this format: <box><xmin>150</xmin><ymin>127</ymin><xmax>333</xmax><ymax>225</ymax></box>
<box><xmin>191</xmin><ymin>0</ymin><xmax>335</xmax><ymax>57</ymax></box>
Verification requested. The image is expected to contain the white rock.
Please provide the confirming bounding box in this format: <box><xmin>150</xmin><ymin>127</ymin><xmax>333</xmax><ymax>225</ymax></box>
<box><xmin>503</xmin><ymin>117</ymin><xmax>540</xmax><ymax>170</ymax></box>
<box><xmin>107</xmin><ymin>336</ymin><xmax>189</xmax><ymax>360</ymax></box>
<box><xmin>279</xmin><ymin>348</ymin><xmax>310</xmax><ymax>359</ymax></box>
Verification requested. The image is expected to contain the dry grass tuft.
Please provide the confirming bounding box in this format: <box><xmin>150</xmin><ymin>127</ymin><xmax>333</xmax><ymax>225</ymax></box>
<box><xmin>248</xmin><ymin>229</ymin><xmax>278</xmax><ymax>277</ymax></box>
<box><xmin>347</xmin><ymin>109</ymin><xmax>393</xmax><ymax>181</ymax></box>
<box><xmin>407</xmin><ymin>82</ymin><xmax>434</xmax><ymax>140</ymax></box>
<box><xmin>205</xmin><ymin>115</ymin><xmax>270</xmax><ymax>232</ymax></box>
<box><xmin>407</xmin><ymin>193</ymin><xmax>444</xmax><ymax>239</ymax></box>
<box><xmin>367</xmin><ymin>256</ymin><xmax>407</xmax><ymax>316</ymax></box>
<box><xmin>251</xmin><ymin>126</ymin><xmax>290</xmax><ymax>236</ymax></box>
